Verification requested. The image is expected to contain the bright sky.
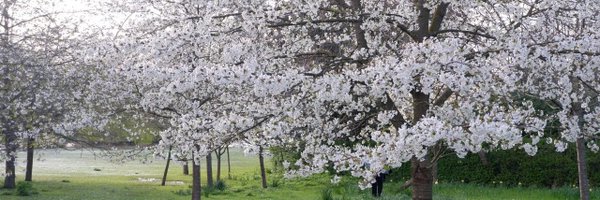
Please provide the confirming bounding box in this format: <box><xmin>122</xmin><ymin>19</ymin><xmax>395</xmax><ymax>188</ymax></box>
<box><xmin>18</xmin><ymin>0</ymin><xmax>125</xmax><ymax>31</ymax></box>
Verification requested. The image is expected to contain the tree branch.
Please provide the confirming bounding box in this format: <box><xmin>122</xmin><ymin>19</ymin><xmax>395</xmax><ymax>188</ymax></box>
<box><xmin>267</xmin><ymin>18</ymin><xmax>361</xmax><ymax>28</ymax></box>
<box><xmin>432</xmin><ymin>29</ymin><xmax>496</xmax><ymax>40</ymax></box>
<box><xmin>578</xmin><ymin>77</ymin><xmax>599</xmax><ymax>95</ymax></box>
<box><xmin>433</xmin><ymin>87</ymin><xmax>453</xmax><ymax>107</ymax></box>
<box><xmin>429</xmin><ymin>2</ymin><xmax>450</xmax><ymax>33</ymax></box>
<box><xmin>551</xmin><ymin>50</ymin><xmax>600</xmax><ymax>56</ymax></box>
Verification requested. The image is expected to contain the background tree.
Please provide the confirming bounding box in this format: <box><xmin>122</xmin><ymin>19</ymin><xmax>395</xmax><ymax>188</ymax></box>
<box><xmin>516</xmin><ymin>1</ymin><xmax>600</xmax><ymax>198</ymax></box>
<box><xmin>0</xmin><ymin>0</ymin><xmax>96</xmax><ymax>187</ymax></box>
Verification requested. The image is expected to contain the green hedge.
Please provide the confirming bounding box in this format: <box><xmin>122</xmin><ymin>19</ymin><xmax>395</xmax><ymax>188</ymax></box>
<box><xmin>389</xmin><ymin>143</ymin><xmax>600</xmax><ymax>188</ymax></box>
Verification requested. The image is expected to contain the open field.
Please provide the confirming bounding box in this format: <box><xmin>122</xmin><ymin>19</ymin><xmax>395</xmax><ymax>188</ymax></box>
<box><xmin>0</xmin><ymin>148</ymin><xmax>598</xmax><ymax>200</ymax></box>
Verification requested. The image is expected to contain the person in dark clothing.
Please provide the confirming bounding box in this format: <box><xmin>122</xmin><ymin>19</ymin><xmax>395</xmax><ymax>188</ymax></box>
<box><xmin>371</xmin><ymin>169</ymin><xmax>390</xmax><ymax>197</ymax></box>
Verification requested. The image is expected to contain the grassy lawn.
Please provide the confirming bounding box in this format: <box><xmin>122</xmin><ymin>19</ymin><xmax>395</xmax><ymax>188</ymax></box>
<box><xmin>0</xmin><ymin>148</ymin><xmax>597</xmax><ymax>199</ymax></box>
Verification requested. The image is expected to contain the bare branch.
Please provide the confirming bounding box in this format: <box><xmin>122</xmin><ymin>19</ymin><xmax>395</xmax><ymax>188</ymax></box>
<box><xmin>211</xmin><ymin>13</ymin><xmax>242</xmax><ymax>19</ymax></box>
<box><xmin>267</xmin><ymin>18</ymin><xmax>361</xmax><ymax>28</ymax></box>
<box><xmin>432</xmin><ymin>29</ymin><xmax>497</xmax><ymax>40</ymax></box>
<box><xmin>433</xmin><ymin>87</ymin><xmax>453</xmax><ymax>107</ymax></box>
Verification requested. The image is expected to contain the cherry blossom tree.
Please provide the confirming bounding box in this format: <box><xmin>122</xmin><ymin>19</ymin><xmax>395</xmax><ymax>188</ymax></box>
<box><xmin>194</xmin><ymin>1</ymin><xmax>545</xmax><ymax>200</ymax></box>
<box><xmin>194</xmin><ymin>1</ymin><xmax>588</xmax><ymax>200</ymax></box>
<box><xmin>515</xmin><ymin>1</ymin><xmax>600</xmax><ymax>198</ymax></box>
<box><xmin>0</xmin><ymin>0</ymin><xmax>92</xmax><ymax>187</ymax></box>
<box><xmin>0</xmin><ymin>0</ymin><xmax>134</xmax><ymax>187</ymax></box>
<box><xmin>92</xmin><ymin>1</ymin><xmax>276</xmax><ymax>199</ymax></box>
<box><xmin>95</xmin><ymin>1</ymin><xmax>599</xmax><ymax>200</ymax></box>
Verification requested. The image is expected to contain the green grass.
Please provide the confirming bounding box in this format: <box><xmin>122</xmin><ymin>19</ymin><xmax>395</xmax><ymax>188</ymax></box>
<box><xmin>0</xmin><ymin>148</ymin><xmax>597</xmax><ymax>199</ymax></box>
<box><xmin>0</xmin><ymin>148</ymin><xmax>324</xmax><ymax>200</ymax></box>
<box><xmin>324</xmin><ymin>178</ymin><xmax>600</xmax><ymax>200</ymax></box>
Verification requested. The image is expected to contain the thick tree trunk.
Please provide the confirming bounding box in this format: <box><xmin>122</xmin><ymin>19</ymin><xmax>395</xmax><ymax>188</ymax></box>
<box><xmin>183</xmin><ymin>161</ymin><xmax>189</xmax><ymax>175</ymax></box>
<box><xmin>192</xmin><ymin>160</ymin><xmax>201</xmax><ymax>200</ymax></box>
<box><xmin>258</xmin><ymin>146</ymin><xmax>268</xmax><ymax>188</ymax></box>
<box><xmin>411</xmin><ymin>91</ymin><xmax>432</xmax><ymax>200</ymax></box>
<box><xmin>411</xmin><ymin>158</ymin><xmax>433</xmax><ymax>200</ymax></box>
<box><xmin>576</xmin><ymin>137</ymin><xmax>590</xmax><ymax>200</ymax></box>
<box><xmin>206</xmin><ymin>153</ymin><xmax>214</xmax><ymax>188</ymax></box>
<box><xmin>161</xmin><ymin>146</ymin><xmax>172</xmax><ymax>186</ymax></box>
<box><xmin>3</xmin><ymin>130</ymin><xmax>17</xmax><ymax>189</ymax></box>
<box><xmin>404</xmin><ymin>1</ymin><xmax>448</xmax><ymax>199</ymax></box>
<box><xmin>216</xmin><ymin>150</ymin><xmax>222</xmax><ymax>181</ymax></box>
<box><xmin>226</xmin><ymin>146</ymin><xmax>231</xmax><ymax>179</ymax></box>
<box><xmin>25</xmin><ymin>137</ymin><xmax>35</xmax><ymax>181</ymax></box>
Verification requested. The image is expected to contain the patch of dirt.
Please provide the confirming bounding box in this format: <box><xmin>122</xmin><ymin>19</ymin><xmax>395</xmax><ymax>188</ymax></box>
<box><xmin>136</xmin><ymin>177</ymin><xmax>184</xmax><ymax>185</ymax></box>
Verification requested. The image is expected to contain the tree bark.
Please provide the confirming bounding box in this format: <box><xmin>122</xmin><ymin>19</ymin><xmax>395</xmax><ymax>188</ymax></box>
<box><xmin>411</xmin><ymin>158</ymin><xmax>433</xmax><ymax>200</ymax></box>
<box><xmin>350</xmin><ymin>0</ymin><xmax>368</xmax><ymax>49</ymax></box>
<box><xmin>259</xmin><ymin>146</ymin><xmax>268</xmax><ymax>188</ymax></box>
<box><xmin>183</xmin><ymin>161</ymin><xmax>189</xmax><ymax>175</ymax></box>
<box><xmin>576</xmin><ymin>138</ymin><xmax>590</xmax><ymax>200</ymax></box>
<box><xmin>206</xmin><ymin>153</ymin><xmax>214</xmax><ymax>188</ymax></box>
<box><xmin>192</xmin><ymin>160</ymin><xmax>201</xmax><ymax>200</ymax></box>
<box><xmin>431</xmin><ymin>159</ymin><xmax>438</xmax><ymax>182</ymax></box>
<box><xmin>227</xmin><ymin>146</ymin><xmax>231</xmax><ymax>179</ymax></box>
<box><xmin>2</xmin><ymin>0</ymin><xmax>16</xmax><ymax>190</ymax></box>
<box><xmin>411</xmin><ymin>91</ymin><xmax>432</xmax><ymax>200</ymax></box>
<box><xmin>407</xmin><ymin>1</ymin><xmax>448</xmax><ymax>199</ymax></box>
<box><xmin>161</xmin><ymin>146</ymin><xmax>172</xmax><ymax>186</ymax></box>
<box><xmin>3</xmin><ymin>129</ymin><xmax>17</xmax><ymax>189</ymax></box>
<box><xmin>25</xmin><ymin>137</ymin><xmax>35</xmax><ymax>181</ymax></box>
<box><xmin>478</xmin><ymin>151</ymin><xmax>490</xmax><ymax>165</ymax></box>
<box><xmin>216</xmin><ymin>150</ymin><xmax>222</xmax><ymax>181</ymax></box>
<box><xmin>572</xmin><ymin>87</ymin><xmax>590</xmax><ymax>200</ymax></box>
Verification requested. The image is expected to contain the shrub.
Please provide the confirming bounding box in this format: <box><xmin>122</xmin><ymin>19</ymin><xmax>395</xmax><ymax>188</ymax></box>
<box><xmin>215</xmin><ymin>180</ymin><xmax>227</xmax><ymax>191</ymax></box>
<box><xmin>16</xmin><ymin>181</ymin><xmax>37</xmax><ymax>196</ymax></box>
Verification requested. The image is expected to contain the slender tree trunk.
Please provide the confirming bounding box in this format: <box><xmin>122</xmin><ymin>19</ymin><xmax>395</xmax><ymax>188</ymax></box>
<box><xmin>258</xmin><ymin>146</ymin><xmax>268</xmax><ymax>188</ymax></box>
<box><xmin>206</xmin><ymin>153</ymin><xmax>213</xmax><ymax>188</ymax></box>
<box><xmin>1</xmin><ymin>0</ymin><xmax>16</xmax><ymax>189</ymax></box>
<box><xmin>192</xmin><ymin>160</ymin><xmax>201</xmax><ymax>200</ymax></box>
<box><xmin>25</xmin><ymin>137</ymin><xmax>35</xmax><ymax>181</ymax></box>
<box><xmin>3</xmin><ymin>129</ymin><xmax>17</xmax><ymax>189</ymax></box>
<box><xmin>216</xmin><ymin>150</ymin><xmax>222</xmax><ymax>181</ymax></box>
<box><xmin>478</xmin><ymin>151</ymin><xmax>490</xmax><ymax>165</ymax></box>
<box><xmin>161</xmin><ymin>146</ymin><xmax>172</xmax><ymax>186</ymax></box>
<box><xmin>227</xmin><ymin>146</ymin><xmax>231</xmax><ymax>179</ymax></box>
<box><xmin>183</xmin><ymin>161</ymin><xmax>189</xmax><ymax>175</ymax></box>
<box><xmin>573</xmin><ymin>95</ymin><xmax>590</xmax><ymax>200</ymax></box>
<box><xmin>431</xmin><ymin>159</ymin><xmax>438</xmax><ymax>182</ymax></box>
<box><xmin>576</xmin><ymin>138</ymin><xmax>590</xmax><ymax>200</ymax></box>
